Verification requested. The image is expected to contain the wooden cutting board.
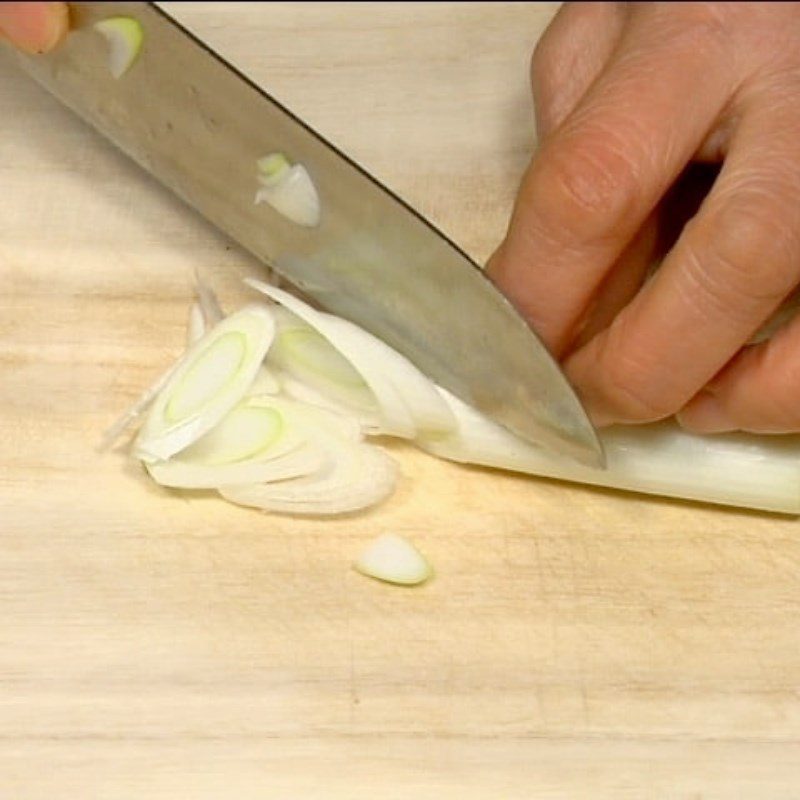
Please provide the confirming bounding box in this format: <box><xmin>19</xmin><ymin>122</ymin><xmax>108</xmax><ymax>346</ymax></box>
<box><xmin>2</xmin><ymin>3</ymin><xmax>800</xmax><ymax>797</ymax></box>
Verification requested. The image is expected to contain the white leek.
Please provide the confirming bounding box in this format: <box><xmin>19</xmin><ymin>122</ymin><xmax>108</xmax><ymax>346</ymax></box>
<box><xmin>355</xmin><ymin>533</ymin><xmax>432</xmax><ymax>586</ymax></box>
<box><xmin>269</xmin><ymin>306</ymin><xmax>381</xmax><ymax>424</ymax></box>
<box><xmin>254</xmin><ymin>154</ymin><xmax>320</xmax><ymax>228</ymax></box>
<box><xmin>220</xmin><ymin>440</ymin><xmax>397</xmax><ymax>515</ymax></box>
<box><xmin>94</xmin><ymin>16</ymin><xmax>144</xmax><ymax>79</ymax></box>
<box><xmin>134</xmin><ymin>305</ymin><xmax>276</xmax><ymax>462</ymax></box>
<box><xmin>98</xmin><ymin>359</ymin><xmax>180</xmax><ymax>452</ymax></box>
<box><xmin>219</xmin><ymin>406</ymin><xmax>397</xmax><ymax>515</ymax></box>
<box><xmin>186</xmin><ymin>302</ymin><xmax>205</xmax><ymax>347</ymax></box>
<box><xmin>420</xmin><ymin>389</ymin><xmax>800</xmax><ymax>514</ymax></box>
<box><xmin>145</xmin><ymin>396</ymin><xmax>325</xmax><ymax>489</ymax></box>
<box><xmin>113</xmin><ymin>277</ymin><xmax>800</xmax><ymax>518</ymax></box>
<box><xmin>248</xmin><ymin>279</ymin><xmax>455</xmax><ymax>438</ymax></box>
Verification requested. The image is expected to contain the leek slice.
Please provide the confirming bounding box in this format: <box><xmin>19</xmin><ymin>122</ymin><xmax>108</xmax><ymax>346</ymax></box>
<box><xmin>355</xmin><ymin>533</ymin><xmax>432</xmax><ymax>586</ymax></box>
<box><xmin>220</xmin><ymin>434</ymin><xmax>397</xmax><ymax>515</ymax></box>
<box><xmin>247</xmin><ymin>279</ymin><xmax>455</xmax><ymax>437</ymax></box>
<box><xmin>254</xmin><ymin>155</ymin><xmax>320</xmax><ymax>227</ymax></box>
<box><xmin>269</xmin><ymin>306</ymin><xmax>380</xmax><ymax>423</ymax></box>
<box><xmin>134</xmin><ymin>305</ymin><xmax>275</xmax><ymax>462</ymax></box>
<box><xmin>146</xmin><ymin>396</ymin><xmax>326</xmax><ymax>489</ymax></box>
<box><xmin>186</xmin><ymin>302</ymin><xmax>205</xmax><ymax>347</ymax></box>
<box><xmin>94</xmin><ymin>16</ymin><xmax>144</xmax><ymax>79</ymax></box>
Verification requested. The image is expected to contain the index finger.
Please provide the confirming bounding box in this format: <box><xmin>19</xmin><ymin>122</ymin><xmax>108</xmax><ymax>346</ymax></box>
<box><xmin>487</xmin><ymin>6</ymin><xmax>734</xmax><ymax>356</ymax></box>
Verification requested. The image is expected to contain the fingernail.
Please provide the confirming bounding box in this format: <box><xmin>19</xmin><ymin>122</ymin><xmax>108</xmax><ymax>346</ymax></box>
<box><xmin>586</xmin><ymin>405</ymin><xmax>616</xmax><ymax>429</ymax></box>
<box><xmin>676</xmin><ymin>391</ymin><xmax>735</xmax><ymax>434</ymax></box>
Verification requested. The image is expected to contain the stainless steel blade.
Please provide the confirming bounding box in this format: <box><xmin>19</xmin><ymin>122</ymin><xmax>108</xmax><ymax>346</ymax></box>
<box><xmin>4</xmin><ymin>1</ymin><xmax>604</xmax><ymax>467</ymax></box>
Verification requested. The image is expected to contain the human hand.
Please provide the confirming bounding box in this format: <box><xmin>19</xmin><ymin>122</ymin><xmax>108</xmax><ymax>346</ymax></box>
<box><xmin>0</xmin><ymin>2</ymin><xmax>68</xmax><ymax>53</ymax></box>
<box><xmin>488</xmin><ymin>2</ymin><xmax>800</xmax><ymax>434</ymax></box>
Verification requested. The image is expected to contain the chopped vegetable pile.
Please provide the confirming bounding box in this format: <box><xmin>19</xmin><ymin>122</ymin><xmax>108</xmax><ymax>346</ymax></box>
<box><xmin>103</xmin><ymin>274</ymin><xmax>800</xmax><ymax>520</ymax></box>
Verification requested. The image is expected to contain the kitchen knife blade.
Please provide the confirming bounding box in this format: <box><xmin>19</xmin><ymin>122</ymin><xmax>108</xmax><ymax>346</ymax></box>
<box><xmin>4</xmin><ymin>2</ymin><xmax>604</xmax><ymax>467</ymax></box>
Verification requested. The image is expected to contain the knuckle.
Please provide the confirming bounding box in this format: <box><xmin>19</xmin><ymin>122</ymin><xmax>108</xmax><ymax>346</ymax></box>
<box><xmin>596</xmin><ymin>340</ymin><xmax>679</xmax><ymax>423</ymax></box>
<box><xmin>534</xmin><ymin>132</ymin><xmax>641</xmax><ymax>240</ymax></box>
<box><xmin>651</xmin><ymin>2</ymin><xmax>732</xmax><ymax>54</ymax></box>
<box><xmin>692</xmin><ymin>197</ymin><xmax>798</xmax><ymax>312</ymax></box>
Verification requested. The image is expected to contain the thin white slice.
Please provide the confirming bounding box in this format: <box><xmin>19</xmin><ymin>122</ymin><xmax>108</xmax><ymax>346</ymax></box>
<box><xmin>193</xmin><ymin>267</ymin><xmax>225</xmax><ymax>328</ymax></box>
<box><xmin>220</xmin><ymin>437</ymin><xmax>397</xmax><ymax>515</ymax></box>
<box><xmin>420</xmin><ymin>388</ymin><xmax>800</xmax><ymax>514</ymax></box>
<box><xmin>134</xmin><ymin>304</ymin><xmax>276</xmax><ymax>462</ymax></box>
<box><xmin>323</xmin><ymin>315</ymin><xmax>455</xmax><ymax>436</ymax></box>
<box><xmin>269</xmin><ymin>305</ymin><xmax>379</xmax><ymax>421</ymax></box>
<box><xmin>94</xmin><ymin>16</ymin><xmax>144</xmax><ymax>79</ymax></box>
<box><xmin>355</xmin><ymin>533</ymin><xmax>432</xmax><ymax>586</ymax></box>
<box><xmin>254</xmin><ymin>163</ymin><xmax>320</xmax><ymax>227</ymax></box>
<box><xmin>247</xmin><ymin>279</ymin><xmax>455</xmax><ymax>437</ymax></box>
<box><xmin>98</xmin><ymin>358</ymin><xmax>183</xmax><ymax>452</ymax></box>
<box><xmin>248</xmin><ymin>280</ymin><xmax>412</xmax><ymax>435</ymax></box>
<box><xmin>186</xmin><ymin>301</ymin><xmax>205</xmax><ymax>346</ymax></box>
<box><xmin>145</xmin><ymin>396</ymin><xmax>324</xmax><ymax>488</ymax></box>
<box><xmin>147</xmin><ymin>442</ymin><xmax>321</xmax><ymax>489</ymax></box>
<box><xmin>275</xmin><ymin>372</ymin><xmax>382</xmax><ymax>431</ymax></box>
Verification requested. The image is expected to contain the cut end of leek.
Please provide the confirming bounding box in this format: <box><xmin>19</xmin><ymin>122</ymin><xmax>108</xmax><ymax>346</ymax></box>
<box><xmin>94</xmin><ymin>16</ymin><xmax>143</xmax><ymax>79</ymax></box>
<box><xmin>355</xmin><ymin>534</ymin><xmax>432</xmax><ymax>586</ymax></box>
<box><xmin>254</xmin><ymin>158</ymin><xmax>320</xmax><ymax>228</ymax></box>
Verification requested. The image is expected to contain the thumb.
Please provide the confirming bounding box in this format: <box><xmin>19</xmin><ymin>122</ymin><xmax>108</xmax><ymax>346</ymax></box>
<box><xmin>0</xmin><ymin>2</ymin><xmax>68</xmax><ymax>54</ymax></box>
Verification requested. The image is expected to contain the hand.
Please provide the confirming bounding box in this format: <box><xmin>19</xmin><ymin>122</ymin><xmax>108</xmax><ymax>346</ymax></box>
<box><xmin>487</xmin><ymin>2</ymin><xmax>800</xmax><ymax>434</ymax></box>
<box><xmin>0</xmin><ymin>2</ymin><xmax>68</xmax><ymax>53</ymax></box>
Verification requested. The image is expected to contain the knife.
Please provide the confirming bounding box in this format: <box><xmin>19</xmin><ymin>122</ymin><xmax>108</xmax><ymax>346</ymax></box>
<box><xmin>3</xmin><ymin>1</ymin><xmax>604</xmax><ymax>468</ymax></box>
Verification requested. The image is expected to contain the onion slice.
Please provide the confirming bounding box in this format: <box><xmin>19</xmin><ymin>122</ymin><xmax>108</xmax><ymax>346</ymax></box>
<box><xmin>93</xmin><ymin>16</ymin><xmax>144</xmax><ymax>79</ymax></box>
<box><xmin>355</xmin><ymin>533</ymin><xmax>432</xmax><ymax>586</ymax></box>
<box><xmin>134</xmin><ymin>305</ymin><xmax>276</xmax><ymax>462</ymax></box>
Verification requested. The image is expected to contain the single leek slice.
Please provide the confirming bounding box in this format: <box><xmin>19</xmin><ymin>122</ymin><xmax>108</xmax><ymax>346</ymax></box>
<box><xmin>93</xmin><ymin>16</ymin><xmax>144</xmax><ymax>79</ymax></box>
<box><xmin>247</xmin><ymin>279</ymin><xmax>455</xmax><ymax>437</ymax></box>
<box><xmin>254</xmin><ymin>156</ymin><xmax>320</xmax><ymax>227</ymax></box>
<box><xmin>134</xmin><ymin>304</ymin><xmax>276</xmax><ymax>462</ymax></box>
<box><xmin>269</xmin><ymin>306</ymin><xmax>378</xmax><ymax>420</ymax></box>
<box><xmin>98</xmin><ymin>358</ymin><xmax>182</xmax><ymax>452</ymax></box>
<box><xmin>420</xmin><ymin>388</ymin><xmax>800</xmax><ymax>514</ymax></box>
<box><xmin>220</xmin><ymin>431</ymin><xmax>397</xmax><ymax>516</ymax></box>
<box><xmin>186</xmin><ymin>302</ymin><xmax>205</xmax><ymax>347</ymax></box>
<box><xmin>355</xmin><ymin>533</ymin><xmax>432</xmax><ymax>586</ymax></box>
<box><xmin>145</xmin><ymin>396</ymin><xmax>326</xmax><ymax>489</ymax></box>
<box><xmin>187</xmin><ymin>270</ymin><xmax>225</xmax><ymax>346</ymax></box>
<box><xmin>193</xmin><ymin>267</ymin><xmax>224</xmax><ymax>328</ymax></box>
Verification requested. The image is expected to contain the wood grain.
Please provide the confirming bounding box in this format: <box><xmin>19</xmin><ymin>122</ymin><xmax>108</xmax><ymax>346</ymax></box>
<box><xmin>2</xmin><ymin>3</ymin><xmax>800</xmax><ymax>797</ymax></box>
